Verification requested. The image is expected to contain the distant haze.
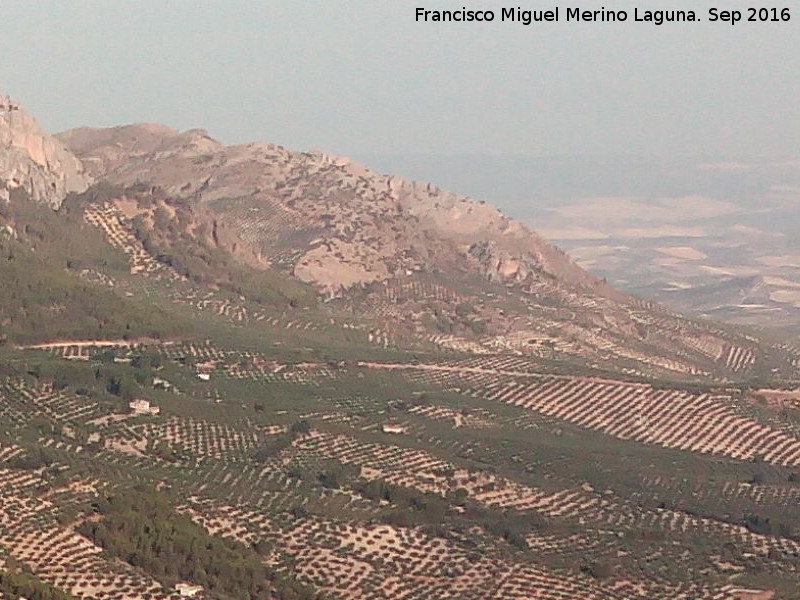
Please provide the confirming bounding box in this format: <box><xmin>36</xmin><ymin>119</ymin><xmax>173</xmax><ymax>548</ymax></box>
<box><xmin>1</xmin><ymin>0</ymin><xmax>798</xmax><ymax>160</ymax></box>
<box><xmin>357</xmin><ymin>155</ymin><xmax>800</xmax><ymax>220</ymax></box>
<box><xmin>364</xmin><ymin>153</ymin><xmax>800</xmax><ymax>331</ymax></box>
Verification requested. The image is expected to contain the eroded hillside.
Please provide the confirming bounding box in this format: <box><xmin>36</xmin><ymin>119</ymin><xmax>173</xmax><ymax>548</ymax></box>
<box><xmin>58</xmin><ymin>123</ymin><xmax>609</xmax><ymax>296</ymax></box>
<box><xmin>49</xmin><ymin>123</ymin><xmax>800</xmax><ymax>384</ymax></box>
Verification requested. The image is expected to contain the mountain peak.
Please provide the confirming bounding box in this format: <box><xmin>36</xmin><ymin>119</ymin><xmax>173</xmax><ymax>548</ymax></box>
<box><xmin>0</xmin><ymin>93</ymin><xmax>91</xmax><ymax>207</ymax></box>
<box><xmin>58</xmin><ymin>123</ymin><xmax>616</xmax><ymax>297</ymax></box>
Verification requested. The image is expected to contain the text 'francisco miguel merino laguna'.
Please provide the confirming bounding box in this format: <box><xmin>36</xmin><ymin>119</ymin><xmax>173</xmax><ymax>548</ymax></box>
<box><xmin>415</xmin><ymin>7</ymin><xmax>791</xmax><ymax>26</ymax></box>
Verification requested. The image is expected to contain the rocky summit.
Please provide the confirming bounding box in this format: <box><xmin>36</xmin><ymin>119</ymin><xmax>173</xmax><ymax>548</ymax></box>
<box><xmin>0</xmin><ymin>93</ymin><xmax>91</xmax><ymax>207</ymax></box>
<box><xmin>58</xmin><ymin>123</ymin><xmax>609</xmax><ymax>296</ymax></box>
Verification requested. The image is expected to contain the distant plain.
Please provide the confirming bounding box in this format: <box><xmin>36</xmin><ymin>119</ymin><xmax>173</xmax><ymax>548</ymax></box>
<box><xmin>364</xmin><ymin>154</ymin><xmax>800</xmax><ymax>332</ymax></box>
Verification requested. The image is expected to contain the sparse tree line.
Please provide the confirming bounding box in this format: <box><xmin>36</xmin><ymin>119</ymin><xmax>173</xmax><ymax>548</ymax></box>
<box><xmin>1</xmin><ymin>348</ymin><xmax>163</xmax><ymax>403</ymax></box>
<box><xmin>283</xmin><ymin>459</ymin><xmax>547</xmax><ymax>553</ymax></box>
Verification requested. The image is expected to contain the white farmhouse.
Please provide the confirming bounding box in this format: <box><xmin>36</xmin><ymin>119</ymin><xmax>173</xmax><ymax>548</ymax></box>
<box><xmin>129</xmin><ymin>399</ymin><xmax>160</xmax><ymax>416</ymax></box>
<box><xmin>175</xmin><ymin>583</ymin><xmax>203</xmax><ymax>597</ymax></box>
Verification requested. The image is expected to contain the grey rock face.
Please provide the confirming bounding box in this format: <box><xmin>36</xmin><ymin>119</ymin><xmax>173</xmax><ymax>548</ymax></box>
<box><xmin>0</xmin><ymin>93</ymin><xmax>92</xmax><ymax>207</ymax></box>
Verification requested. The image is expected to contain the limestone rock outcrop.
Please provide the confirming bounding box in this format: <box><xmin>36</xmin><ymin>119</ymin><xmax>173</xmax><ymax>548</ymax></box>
<box><xmin>0</xmin><ymin>93</ymin><xmax>91</xmax><ymax>207</ymax></box>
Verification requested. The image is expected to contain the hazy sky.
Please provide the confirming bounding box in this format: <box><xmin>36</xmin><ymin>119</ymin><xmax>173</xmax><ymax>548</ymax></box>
<box><xmin>1</xmin><ymin>1</ymin><xmax>798</xmax><ymax>159</ymax></box>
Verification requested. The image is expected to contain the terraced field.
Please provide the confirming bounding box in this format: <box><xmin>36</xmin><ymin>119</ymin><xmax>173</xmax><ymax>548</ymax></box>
<box><xmin>1</xmin><ymin>334</ymin><xmax>799</xmax><ymax>599</ymax></box>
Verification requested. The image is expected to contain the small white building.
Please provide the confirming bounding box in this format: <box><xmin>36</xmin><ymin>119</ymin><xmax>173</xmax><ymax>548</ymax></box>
<box><xmin>196</xmin><ymin>372</ymin><xmax>211</xmax><ymax>382</ymax></box>
<box><xmin>382</xmin><ymin>423</ymin><xmax>407</xmax><ymax>435</ymax></box>
<box><xmin>129</xmin><ymin>399</ymin><xmax>160</xmax><ymax>416</ymax></box>
<box><xmin>175</xmin><ymin>583</ymin><xmax>204</xmax><ymax>597</ymax></box>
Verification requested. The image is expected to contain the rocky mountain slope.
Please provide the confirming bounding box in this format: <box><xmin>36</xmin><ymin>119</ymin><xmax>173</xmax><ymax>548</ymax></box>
<box><xmin>57</xmin><ymin>124</ymin><xmax>614</xmax><ymax>298</ymax></box>
<box><xmin>0</xmin><ymin>93</ymin><xmax>795</xmax><ymax>383</ymax></box>
<box><xmin>0</xmin><ymin>94</ymin><xmax>91</xmax><ymax>207</ymax></box>
<box><xmin>50</xmin><ymin>122</ymin><xmax>800</xmax><ymax>384</ymax></box>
